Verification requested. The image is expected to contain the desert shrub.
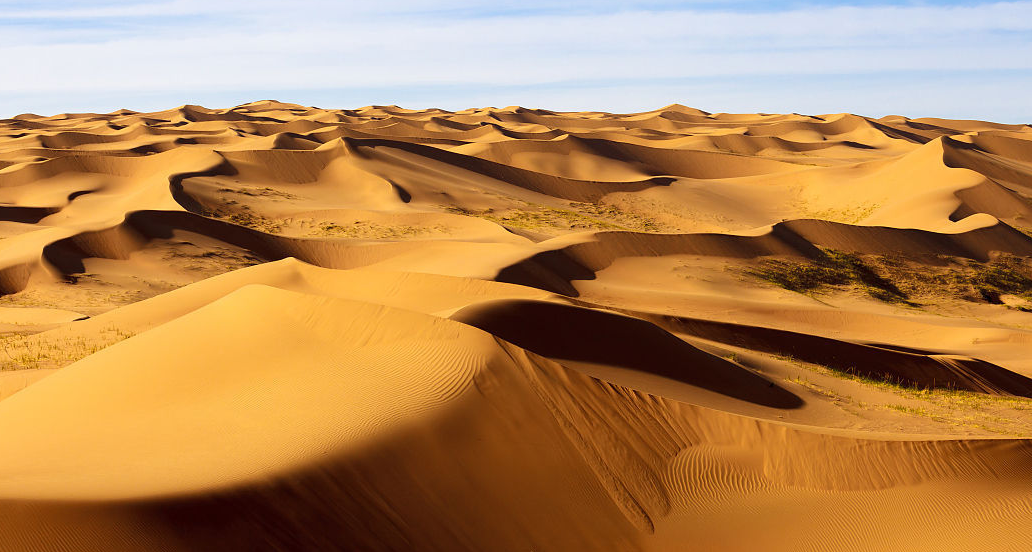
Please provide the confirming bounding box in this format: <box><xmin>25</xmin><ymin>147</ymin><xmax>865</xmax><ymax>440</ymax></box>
<box><xmin>969</xmin><ymin>256</ymin><xmax>1032</xmax><ymax>303</ymax></box>
<box><xmin>748</xmin><ymin>250</ymin><xmax>1032</xmax><ymax>307</ymax></box>
<box><xmin>748</xmin><ymin>249</ymin><xmax>910</xmax><ymax>303</ymax></box>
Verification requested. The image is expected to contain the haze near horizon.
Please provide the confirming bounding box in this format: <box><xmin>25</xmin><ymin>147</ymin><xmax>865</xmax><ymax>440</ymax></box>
<box><xmin>1</xmin><ymin>0</ymin><xmax>1031</xmax><ymax>121</ymax></box>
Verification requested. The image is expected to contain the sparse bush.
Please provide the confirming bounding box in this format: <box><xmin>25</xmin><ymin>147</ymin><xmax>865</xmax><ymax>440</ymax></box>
<box><xmin>748</xmin><ymin>250</ymin><xmax>1032</xmax><ymax>307</ymax></box>
<box><xmin>747</xmin><ymin>249</ymin><xmax>910</xmax><ymax>303</ymax></box>
<box><xmin>969</xmin><ymin>256</ymin><xmax>1032</xmax><ymax>303</ymax></box>
<box><xmin>0</xmin><ymin>326</ymin><xmax>135</xmax><ymax>371</ymax></box>
<box><xmin>446</xmin><ymin>202</ymin><xmax>662</xmax><ymax>234</ymax></box>
<box><xmin>313</xmin><ymin>220</ymin><xmax>443</xmax><ymax>239</ymax></box>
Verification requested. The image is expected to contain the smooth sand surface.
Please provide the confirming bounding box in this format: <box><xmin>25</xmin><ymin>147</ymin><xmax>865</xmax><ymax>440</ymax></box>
<box><xmin>2</xmin><ymin>102</ymin><xmax>1032</xmax><ymax>550</ymax></box>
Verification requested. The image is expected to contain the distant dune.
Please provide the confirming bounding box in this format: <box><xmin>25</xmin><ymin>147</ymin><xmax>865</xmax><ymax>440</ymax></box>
<box><xmin>1</xmin><ymin>101</ymin><xmax>1032</xmax><ymax>551</ymax></box>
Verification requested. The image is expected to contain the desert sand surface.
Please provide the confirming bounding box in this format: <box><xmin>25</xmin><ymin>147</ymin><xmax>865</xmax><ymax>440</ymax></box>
<box><xmin>1</xmin><ymin>101</ymin><xmax>1032</xmax><ymax>550</ymax></box>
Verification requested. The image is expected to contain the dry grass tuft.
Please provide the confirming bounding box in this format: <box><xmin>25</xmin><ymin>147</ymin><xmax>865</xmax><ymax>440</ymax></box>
<box><xmin>447</xmin><ymin>202</ymin><xmax>662</xmax><ymax>234</ymax></box>
<box><xmin>747</xmin><ymin>250</ymin><xmax>1032</xmax><ymax>308</ymax></box>
<box><xmin>0</xmin><ymin>326</ymin><xmax>136</xmax><ymax>372</ymax></box>
<box><xmin>747</xmin><ymin>249</ymin><xmax>912</xmax><ymax>304</ymax></box>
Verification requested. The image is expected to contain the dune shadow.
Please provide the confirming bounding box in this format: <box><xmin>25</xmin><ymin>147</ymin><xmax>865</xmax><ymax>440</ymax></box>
<box><xmin>451</xmin><ymin>299</ymin><xmax>803</xmax><ymax>409</ymax></box>
<box><xmin>616</xmin><ymin>308</ymin><xmax>1032</xmax><ymax>398</ymax></box>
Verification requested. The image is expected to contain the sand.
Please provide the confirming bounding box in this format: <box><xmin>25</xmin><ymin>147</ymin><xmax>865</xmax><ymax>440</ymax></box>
<box><xmin>1</xmin><ymin>101</ymin><xmax>1032</xmax><ymax>550</ymax></box>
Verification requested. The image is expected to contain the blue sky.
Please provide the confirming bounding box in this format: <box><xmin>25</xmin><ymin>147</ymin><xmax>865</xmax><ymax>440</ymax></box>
<box><xmin>1</xmin><ymin>1</ymin><xmax>1030</xmax><ymax>121</ymax></box>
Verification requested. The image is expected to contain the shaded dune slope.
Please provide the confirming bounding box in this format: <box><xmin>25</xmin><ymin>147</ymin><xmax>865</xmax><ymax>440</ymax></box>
<box><xmin>450</xmin><ymin>298</ymin><xmax>803</xmax><ymax>408</ymax></box>
<box><xmin>583</xmin><ymin>301</ymin><xmax>1032</xmax><ymax>396</ymax></box>
<box><xmin>3</xmin><ymin>285</ymin><xmax>1032</xmax><ymax>551</ymax></box>
<box><xmin>496</xmin><ymin>220</ymin><xmax>1032</xmax><ymax>296</ymax></box>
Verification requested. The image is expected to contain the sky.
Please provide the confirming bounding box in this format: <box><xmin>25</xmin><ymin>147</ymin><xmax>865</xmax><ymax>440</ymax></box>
<box><xmin>1</xmin><ymin>0</ymin><xmax>1030</xmax><ymax>122</ymax></box>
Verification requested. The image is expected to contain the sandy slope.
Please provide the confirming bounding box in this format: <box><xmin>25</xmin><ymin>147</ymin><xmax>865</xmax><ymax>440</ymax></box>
<box><xmin>1</xmin><ymin>101</ymin><xmax>1032</xmax><ymax>550</ymax></box>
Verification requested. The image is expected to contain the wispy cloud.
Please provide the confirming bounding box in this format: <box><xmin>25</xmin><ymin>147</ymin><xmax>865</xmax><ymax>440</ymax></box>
<box><xmin>2</xmin><ymin>1</ymin><xmax>1030</xmax><ymax>120</ymax></box>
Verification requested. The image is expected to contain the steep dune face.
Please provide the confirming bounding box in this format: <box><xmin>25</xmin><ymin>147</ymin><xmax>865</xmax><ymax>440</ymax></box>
<box><xmin>2</xmin><ymin>102</ymin><xmax>1032</xmax><ymax>550</ymax></box>
<box><xmin>4</xmin><ymin>285</ymin><xmax>1032</xmax><ymax>551</ymax></box>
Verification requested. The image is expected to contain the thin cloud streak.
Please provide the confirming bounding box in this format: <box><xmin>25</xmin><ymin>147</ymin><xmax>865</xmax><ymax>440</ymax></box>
<box><xmin>1</xmin><ymin>1</ymin><xmax>1029</xmax><ymax>120</ymax></box>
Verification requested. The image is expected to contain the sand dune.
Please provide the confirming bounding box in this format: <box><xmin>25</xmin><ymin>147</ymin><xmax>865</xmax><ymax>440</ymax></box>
<box><xmin>1</xmin><ymin>101</ymin><xmax>1032</xmax><ymax>550</ymax></box>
